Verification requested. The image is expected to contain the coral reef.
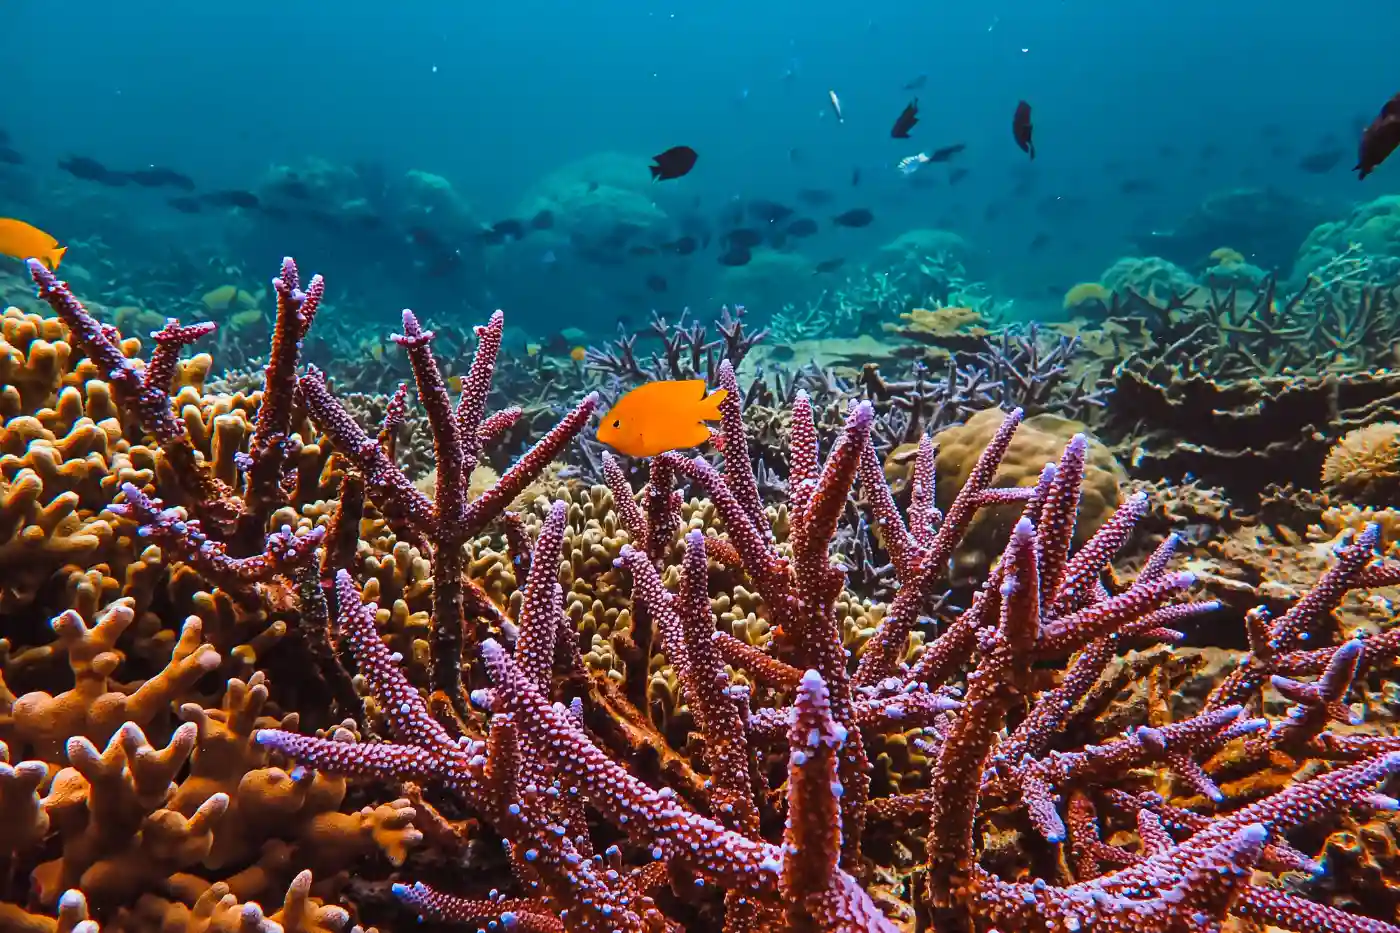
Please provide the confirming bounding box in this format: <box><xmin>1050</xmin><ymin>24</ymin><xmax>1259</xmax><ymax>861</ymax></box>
<box><xmin>5</xmin><ymin>256</ymin><xmax>1400</xmax><ymax>933</ymax></box>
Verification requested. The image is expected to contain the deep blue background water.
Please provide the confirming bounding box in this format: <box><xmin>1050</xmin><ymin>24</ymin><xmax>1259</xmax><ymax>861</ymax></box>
<box><xmin>5</xmin><ymin>0</ymin><xmax>1400</xmax><ymax>336</ymax></box>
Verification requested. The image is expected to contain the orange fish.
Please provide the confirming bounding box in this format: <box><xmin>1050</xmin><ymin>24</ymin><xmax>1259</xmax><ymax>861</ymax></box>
<box><xmin>596</xmin><ymin>380</ymin><xmax>728</xmax><ymax>458</ymax></box>
<box><xmin>570</xmin><ymin>345</ymin><xmax>587</xmax><ymax>362</ymax></box>
<box><xmin>0</xmin><ymin>218</ymin><xmax>66</xmax><ymax>269</ymax></box>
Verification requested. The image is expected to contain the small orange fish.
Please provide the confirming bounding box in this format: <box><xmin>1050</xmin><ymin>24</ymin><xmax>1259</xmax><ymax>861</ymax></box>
<box><xmin>597</xmin><ymin>380</ymin><xmax>728</xmax><ymax>458</ymax></box>
<box><xmin>448</xmin><ymin>375</ymin><xmax>464</xmax><ymax>392</ymax></box>
<box><xmin>0</xmin><ymin>218</ymin><xmax>66</xmax><ymax>269</ymax></box>
<box><xmin>570</xmin><ymin>346</ymin><xmax>587</xmax><ymax>362</ymax></box>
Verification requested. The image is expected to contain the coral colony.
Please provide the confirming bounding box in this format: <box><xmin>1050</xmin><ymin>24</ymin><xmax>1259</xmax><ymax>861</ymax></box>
<box><xmin>6</xmin><ymin>254</ymin><xmax>1400</xmax><ymax>933</ymax></box>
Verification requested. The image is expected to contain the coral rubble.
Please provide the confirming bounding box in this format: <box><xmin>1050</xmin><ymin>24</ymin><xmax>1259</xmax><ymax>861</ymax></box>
<box><xmin>4</xmin><ymin>257</ymin><xmax>1400</xmax><ymax>933</ymax></box>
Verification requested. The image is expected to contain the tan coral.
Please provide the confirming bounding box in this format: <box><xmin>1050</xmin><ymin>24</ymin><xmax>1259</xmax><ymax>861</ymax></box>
<box><xmin>1323</xmin><ymin>422</ymin><xmax>1400</xmax><ymax>505</ymax></box>
<box><xmin>934</xmin><ymin>407</ymin><xmax>1125</xmax><ymax>579</ymax></box>
<box><xmin>0</xmin><ymin>601</ymin><xmax>220</xmax><ymax>761</ymax></box>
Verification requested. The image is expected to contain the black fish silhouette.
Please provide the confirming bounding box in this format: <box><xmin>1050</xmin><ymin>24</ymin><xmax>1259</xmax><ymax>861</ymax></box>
<box><xmin>1013</xmin><ymin>101</ymin><xmax>1035</xmax><ymax>159</ymax></box>
<box><xmin>718</xmin><ymin>245</ymin><xmax>752</xmax><ymax>266</ymax></box>
<box><xmin>650</xmin><ymin>146</ymin><xmax>698</xmax><ymax>180</ymax></box>
<box><xmin>59</xmin><ymin>155</ymin><xmax>128</xmax><ymax>186</ymax></box>
<box><xmin>928</xmin><ymin>143</ymin><xmax>966</xmax><ymax>163</ymax></box>
<box><xmin>1357</xmin><ymin>92</ymin><xmax>1400</xmax><ymax>179</ymax></box>
<box><xmin>125</xmin><ymin>166</ymin><xmax>195</xmax><ymax>190</ymax></box>
<box><xmin>832</xmin><ymin>208</ymin><xmax>874</xmax><ymax>227</ymax></box>
<box><xmin>891</xmin><ymin>99</ymin><xmax>919</xmax><ymax>139</ymax></box>
<box><xmin>202</xmin><ymin>189</ymin><xmax>260</xmax><ymax>209</ymax></box>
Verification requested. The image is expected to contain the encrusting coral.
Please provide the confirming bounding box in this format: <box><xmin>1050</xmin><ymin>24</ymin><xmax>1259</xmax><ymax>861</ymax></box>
<box><xmin>4</xmin><ymin>256</ymin><xmax>1400</xmax><ymax>932</ymax></box>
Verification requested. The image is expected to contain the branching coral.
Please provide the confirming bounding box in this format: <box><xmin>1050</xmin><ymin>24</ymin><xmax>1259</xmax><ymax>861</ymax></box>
<box><xmin>6</xmin><ymin>257</ymin><xmax>1400</xmax><ymax>933</ymax></box>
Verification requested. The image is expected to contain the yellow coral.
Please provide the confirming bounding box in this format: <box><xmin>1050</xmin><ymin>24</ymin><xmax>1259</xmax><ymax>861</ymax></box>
<box><xmin>1322</xmin><ymin>422</ymin><xmax>1400</xmax><ymax>505</ymax></box>
<box><xmin>1062</xmin><ymin>282</ymin><xmax>1110</xmax><ymax>312</ymax></box>
<box><xmin>201</xmin><ymin>285</ymin><xmax>259</xmax><ymax>316</ymax></box>
<box><xmin>1209</xmin><ymin>246</ymin><xmax>1244</xmax><ymax>266</ymax></box>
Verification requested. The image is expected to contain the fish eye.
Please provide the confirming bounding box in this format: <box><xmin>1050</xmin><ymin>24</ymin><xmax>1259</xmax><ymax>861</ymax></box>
<box><xmin>612</xmin><ymin>419</ymin><xmax>621</xmax><ymax>428</ymax></box>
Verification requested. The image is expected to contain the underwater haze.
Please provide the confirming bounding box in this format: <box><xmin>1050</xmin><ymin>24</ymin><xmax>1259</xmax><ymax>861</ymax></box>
<box><xmin>4</xmin><ymin>0</ymin><xmax>1400</xmax><ymax>338</ymax></box>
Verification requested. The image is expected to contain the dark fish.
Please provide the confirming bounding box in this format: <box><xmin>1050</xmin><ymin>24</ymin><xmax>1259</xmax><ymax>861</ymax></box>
<box><xmin>832</xmin><ymin>208</ymin><xmax>874</xmax><ymax>228</ymax></box>
<box><xmin>814</xmin><ymin>257</ymin><xmax>845</xmax><ymax>273</ymax></box>
<box><xmin>724</xmin><ymin>228</ymin><xmax>764</xmax><ymax>249</ymax></box>
<box><xmin>788</xmin><ymin>147</ymin><xmax>802</xmax><ymax>164</ymax></box>
<box><xmin>59</xmin><ymin>156</ymin><xmax>127</xmax><ymax>186</ymax></box>
<box><xmin>530</xmin><ymin>209</ymin><xmax>555</xmax><ymax>230</ymax></box>
<box><xmin>797</xmin><ymin>188</ymin><xmax>833</xmax><ymax>206</ymax></box>
<box><xmin>125</xmin><ymin>166</ymin><xmax>196</xmax><ymax>190</ymax></box>
<box><xmin>1157</xmin><ymin>144</ymin><xmax>1179</xmax><ymax>158</ymax></box>
<box><xmin>667</xmin><ymin>236</ymin><xmax>698</xmax><ymax>255</ymax></box>
<box><xmin>928</xmin><ymin>143</ymin><xmax>966</xmax><ymax>163</ymax></box>
<box><xmin>629</xmin><ymin>245</ymin><xmax>658</xmax><ymax>256</ymax></box>
<box><xmin>718</xmin><ymin>245</ymin><xmax>752</xmax><ymax>266</ymax></box>
<box><xmin>903</xmin><ymin>74</ymin><xmax>927</xmax><ymax>91</ymax></box>
<box><xmin>786</xmin><ymin>218</ymin><xmax>819</xmax><ymax>237</ymax></box>
<box><xmin>748</xmin><ymin>200</ymin><xmax>795</xmax><ymax>223</ymax></box>
<box><xmin>1357</xmin><ymin>92</ymin><xmax>1400</xmax><ymax>179</ymax></box>
<box><xmin>167</xmin><ymin>196</ymin><xmax>202</xmax><ymax>214</ymax></box>
<box><xmin>1259</xmin><ymin>123</ymin><xmax>1285</xmax><ymax>139</ymax></box>
<box><xmin>851</xmin><ymin>166</ymin><xmax>861</xmax><ymax>186</ymax></box>
<box><xmin>0</xmin><ymin>146</ymin><xmax>22</xmax><ymax>165</ymax></box>
<box><xmin>587</xmin><ymin>181</ymin><xmax>600</xmax><ymax>192</ymax></box>
<box><xmin>1119</xmin><ymin>178</ymin><xmax>1156</xmax><ymax>194</ymax></box>
<box><xmin>1012</xmin><ymin>101</ymin><xmax>1035</xmax><ymax>159</ymax></box>
<box><xmin>202</xmin><ymin>189</ymin><xmax>260</xmax><ymax>209</ymax></box>
<box><xmin>650</xmin><ymin>145</ymin><xmax>698</xmax><ymax>181</ymax></box>
<box><xmin>1298</xmin><ymin>148</ymin><xmax>1344</xmax><ymax>174</ymax></box>
<box><xmin>1028</xmin><ymin>232</ymin><xmax>1050</xmax><ymax>251</ymax></box>
<box><xmin>645</xmin><ymin>274</ymin><xmax>668</xmax><ymax>292</ymax></box>
<box><xmin>948</xmin><ymin>167</ymin><xmax>969</xmax><ymax>185</ymax></box>
<box><xmin>891</xmin><ymin>99</ymin><xmax>919</xmax><ymax>139</ymax></box>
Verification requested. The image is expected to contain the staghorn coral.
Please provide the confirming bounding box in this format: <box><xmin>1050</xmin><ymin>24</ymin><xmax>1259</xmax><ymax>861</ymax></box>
<box><xmin>932</xmin><ymin>407</ymin><xmax>1124</xmax><ymax>580</ymax></box>
<box><xmin>5</xmin><ymin>258</ymin><xmax>1400</xmax><ymax>933</ymax></box>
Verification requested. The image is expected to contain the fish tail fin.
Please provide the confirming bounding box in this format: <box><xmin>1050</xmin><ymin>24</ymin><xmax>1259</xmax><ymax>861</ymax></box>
<box><xmin>48</xmin><ymin>246</ymin><xmax>67</xmax><ymax>270</ymax></box>
<box><xmin>649</xmin><ymin>165</ymin><xmax>662</xmax><ymax>181</ymax></box>
<box><xmin>700</xmin><ymin>387</ymin><xmax>729</xmax><ymax>421</ymax></box>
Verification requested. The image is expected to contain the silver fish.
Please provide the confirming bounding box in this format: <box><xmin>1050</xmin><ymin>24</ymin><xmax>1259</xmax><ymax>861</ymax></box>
<box><xmin>898</xmin><ymin>152</ymin><xmax>930</xmax><ymax>175</ymax></box>
<box><xmin>827</xmin><ymin>89</ymin><xmax>843</xmax><ymax>123</ymax></box>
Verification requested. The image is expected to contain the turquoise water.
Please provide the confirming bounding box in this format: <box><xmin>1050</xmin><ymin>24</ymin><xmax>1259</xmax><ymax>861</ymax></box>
<box><xmin>5</xmin><ymin>0</ymin><xmax>1399</xmax><ymax>335</ymax></box>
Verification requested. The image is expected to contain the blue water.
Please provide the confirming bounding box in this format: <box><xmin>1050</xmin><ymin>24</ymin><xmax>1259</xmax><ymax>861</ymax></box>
<box><xmin>5</xmin><ymin>0</ymin><xmax>1399</xmax><ymax>338</ymax></box>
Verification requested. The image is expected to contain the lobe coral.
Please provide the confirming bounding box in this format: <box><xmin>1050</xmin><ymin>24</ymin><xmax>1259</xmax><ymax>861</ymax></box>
<box><xmin>3</xmin><ymin>256</ymin><xmax>1400</xmax><ymax>933</ymax></box>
